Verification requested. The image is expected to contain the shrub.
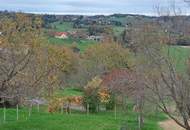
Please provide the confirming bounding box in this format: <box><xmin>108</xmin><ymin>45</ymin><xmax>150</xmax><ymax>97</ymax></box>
<box><xmin>83</xmin><ymin>76</ymin><xmax>113</xmax><ymax>113</ymax></box>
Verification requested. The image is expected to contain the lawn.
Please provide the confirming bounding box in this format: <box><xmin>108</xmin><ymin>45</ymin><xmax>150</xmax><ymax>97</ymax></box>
<box><xmin>167</xmin><ymin>46</ymin><xmax>190</xmax><ymax>72</ymax></box>
<box><xmin>54</xmin><ymin>88</ymin><xmax>83</xmax><ymax>97</ymax></box>
<box><xmin>0</xmin><ymin>107</ymin><xmax>165</xmax><ymax>130</ymax></box>
<box><xmin>48</xmin><ymin>37</ymin><xmax>97</xmax><ymax>52</ymax></box>
<box><xmin>0</xmin><ymin>88</ymin><xmax>166</xmax><ymax>130</ymax></box>
<box><xmin>51</xmin><ymin>22</ymin><xmax>87</xmax><ymax>32</ymax></box>
<box><xmin>52</xmin><ymin>22</ymin><xmax>74</xmax><ymax>32</ymax></box>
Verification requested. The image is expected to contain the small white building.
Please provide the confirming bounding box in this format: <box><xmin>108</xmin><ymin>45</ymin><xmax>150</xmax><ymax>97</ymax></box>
<box><xmin>87</xmin><ymin>35</ymin><xmax>104</xmax><ymax>42</ymax></box>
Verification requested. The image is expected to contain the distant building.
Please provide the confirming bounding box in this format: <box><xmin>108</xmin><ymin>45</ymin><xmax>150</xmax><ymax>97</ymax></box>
<box><xmin>87</xmin><ymin>35</ymin><xmax>104</xmax><ymax>42</ymax></box>
<box><xmin>70</xmin><ymin>31</ymin><xmax>88</xmax><ymax>39</ymax></box>
<box><xmin>54</xmin><ymin>32</ymin><xmax>68</xmax><ymax>39</ymax></box>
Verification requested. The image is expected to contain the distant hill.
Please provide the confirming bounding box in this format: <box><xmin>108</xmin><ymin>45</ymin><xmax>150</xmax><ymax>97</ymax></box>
<box><xmin>1</xmin><ymin>11</ymin><xmax>190</xmax><ymax>46</ymax></box>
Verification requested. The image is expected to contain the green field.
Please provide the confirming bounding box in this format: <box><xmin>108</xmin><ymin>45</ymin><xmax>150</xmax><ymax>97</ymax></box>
<box><xmin>54</xmin><ymin>88</ymin><xmax>83</xmax><ymax>97</ymax></box>
<box><xmin>48</xmin><ymin>37</ymin><xmax>97</xmax><ymax>52</ymax></box>
<box><xmin>0</xmin><ymin>88</ymin><xmax>166</xmax><ymax>130</ymax></box>
<box><xmin>52</xmin><ymin>22</ymin><xmax>74</xmax><ymax>32</ymax></box>
<box><xmin>167</xmin><ymin>46</ymin><xmax>190</xmax><ymax>72</ymax></box>
<box><xmin>113</xmin><ymin>26</ymin><xmax>125</xmax><ymax>36</ymax></box>
<box><xmin>51</xmin><ymin>22</ymin><xmax>87</xmax><ymax>32</ymax></box>
<box><xmin>0</xmin><ymin>107</ymin><xmax>165</xmax><ymax>130</ymax></box>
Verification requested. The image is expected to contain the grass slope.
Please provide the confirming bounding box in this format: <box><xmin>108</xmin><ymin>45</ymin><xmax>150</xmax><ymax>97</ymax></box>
<box><xmin>0</xmin><ymin>108</ymin><xmax>165</xmax><ymax>130</ymax></box>
<box><xmin>168</xmin><ymin>46</ymin><xmax>190</xmax><ymax>72</ymax></box>
<box><xmin>52</xmin><ymin>22</ymin><xmax>74</xmax><ymax>32</ymax></box>
<box><xmin>0</xmin><ymin>89</ymin><xmax>166</xmax><ymax>130</ymax></box>
<box><xmin>48</xmin><ymin>37</ymin><xmax>96</xmax><ymax>52</ymax></box>
<box><xmin>54</xmin><ymin>88</ymin><xmax>83</xmax><ymax>97</ymax></box>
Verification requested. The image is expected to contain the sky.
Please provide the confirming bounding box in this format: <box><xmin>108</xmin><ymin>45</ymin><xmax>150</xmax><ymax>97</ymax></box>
<box><xmin>0</xmin><ymin>0</ymin><xmax>189</xmax><ymax>16</ymax></box>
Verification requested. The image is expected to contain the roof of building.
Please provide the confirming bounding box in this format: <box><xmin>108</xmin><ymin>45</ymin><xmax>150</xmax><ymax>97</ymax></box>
<box><xmin>54</xmin><ymin>32</ymin><xmax>68</xmax><ymax>36</ymax></box>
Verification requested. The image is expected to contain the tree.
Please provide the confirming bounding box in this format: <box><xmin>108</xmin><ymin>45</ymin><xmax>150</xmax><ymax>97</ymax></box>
<box><xmin>0</xmin><ymin>13</ymin><xmax>78</xmax><ymax>107</ymax></box>
<box><xmin>46</xmin><ymin>45</ymin><xmax>78</xmax><ymax>96</ymax></box>
<box><xmin>129</xmin><ymin>10</ymin><xmax>190</xmax><ymax>130</ymax></box>
<box><xmin>78</xmin><ymin>42</ymin><xmax>134</xmax><ymax>87</ymax></box>
<box><xmin>83</xmin><ymin>76</ymin><xmax>102</xmax><ymax>113</ymax></box>
<box><xmin>0</xmin><ymin>13</ymin><xmax>45</xmax><ymax>105</ymax></box>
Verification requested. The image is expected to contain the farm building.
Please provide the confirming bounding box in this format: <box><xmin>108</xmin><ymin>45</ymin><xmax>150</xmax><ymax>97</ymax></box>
<box><xmin>54</xmin><ymin>32</ymin><xmax>68</xmax><ymax>39</ymax></box>
<box><xmin>87</xmin><ymin>35</ymin><xmax>104</xmax><ymax>42</ymax></box>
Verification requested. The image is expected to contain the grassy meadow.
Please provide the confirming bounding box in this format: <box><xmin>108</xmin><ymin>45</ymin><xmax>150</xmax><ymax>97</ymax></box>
<box><xmin>48</xmin><ymin>37</ymin><xmax>96</xmax><ymax>52</ymax></box>
<box><xmin>168</xmin><ymin>46</ymin><xmax>190</xmax><ymax>72</ymax></box>
<box><xmin>0</xmin><ymin>88</ymin><xmax>166</xmax><ymax>130</ymax></box>
<box><xmin>52</xmin><ymin>22</ymin><xmax>75</xmax><ymax>32</ymax></box>
<box><xmin>0</xmin><ymin>109</ymin><xmax>165</xmax><ymax>130</ymax></box>
<box><xmin>0</xmin><ymin>104</ymin><xmax>166</xmax><ymax>130</ymax></box>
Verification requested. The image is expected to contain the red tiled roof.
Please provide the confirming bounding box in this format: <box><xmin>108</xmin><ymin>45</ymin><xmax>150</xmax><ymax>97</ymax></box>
<box><xmin>54</xmin><ymin>32</ymin><xmax>68</xmax><ymax>36</ymax></box>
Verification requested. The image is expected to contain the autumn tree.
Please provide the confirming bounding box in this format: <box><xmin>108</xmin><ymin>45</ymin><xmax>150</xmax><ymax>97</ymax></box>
<box><xmin>83</xmin><ymin>42</ymin><xmax>133</xmax><ymax>82</ymax></box>
<box><xmin>0</xmin><ymin>13</ymin><xmax>45</xmax><ymax>105</ymax></box>
<box><xmin>45</xmin><ymin>45</ymin><xmax>78</xmax><ymax>97</ymax></box>
<box><xmin>0</xmin><ymin>13</ymin><xmax>78</xmax><ymax>106</ymax></box>
<box><xmin>68</xmin><ymin>42</ymin><xmax>133</xmax><ymax>88</ymax></box>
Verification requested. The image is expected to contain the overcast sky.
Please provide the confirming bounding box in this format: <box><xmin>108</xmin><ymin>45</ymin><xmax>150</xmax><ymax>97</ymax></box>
<box><xmin>0</xmin><ymin>0</ymin><xmax>189</xmax><ymax>15</ymax></box>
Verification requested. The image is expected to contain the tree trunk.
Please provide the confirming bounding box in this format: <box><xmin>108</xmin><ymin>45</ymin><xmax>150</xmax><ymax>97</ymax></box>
<box><xmin>138</xmin><ymin>112</ymin><xmax>143</xmax><ymax>130</ymax></box>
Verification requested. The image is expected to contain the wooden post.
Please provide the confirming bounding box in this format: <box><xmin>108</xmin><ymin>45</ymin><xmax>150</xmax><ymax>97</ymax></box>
<box><xmin>69</xmin><ymin>104</ymin><xmax>71</xmax><ymax>114</ymax></box>
<box><xmin>114</xmin><ymin>103</ymin><xmax>117</xmax><ymax>120</ymax></box>
<box><xmin>87</xmin><ymin>103</ymin><xmax>89</xmax><ymax>115</ymax></box>
<box><xmin>37</xmin><ymin>104</ymin><xmax>40</xmax><ymax>112</ymax></box>
<box><xmin>61</xmin><ymin>104</ymin><xmax>63</xmax><ymax>114</ymax></box>
<box><xmin>29</xmin><ymin>104</ymin><xmax>32</xmax><ymax>117</ymax></box>
<box><xmin>16</xmin><ymin>104</ymin><xmax>19</xmax><ymax>121</ymax></box>
<box><xmin>65</xmin><ymin>103</ymin><xmax>68</xmax><ymax>114</ymax></box>
<box><xmin>3</xmin><ymin>107</ymin><xmax>6</xmax><ymax>123</ymax></box>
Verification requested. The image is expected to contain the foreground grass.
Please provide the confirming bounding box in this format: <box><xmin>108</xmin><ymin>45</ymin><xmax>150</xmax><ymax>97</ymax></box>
<box><xmin>0</xmin><ymin>106</ymin><xmax>166</xmax><ymax>130</ymax></box>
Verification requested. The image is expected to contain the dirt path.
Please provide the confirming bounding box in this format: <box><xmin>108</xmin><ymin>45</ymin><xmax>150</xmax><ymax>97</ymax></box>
<box><xmin>159</xmin><ymin>119</ymin><xmax>185</xmax><ymax>130</ymax></box>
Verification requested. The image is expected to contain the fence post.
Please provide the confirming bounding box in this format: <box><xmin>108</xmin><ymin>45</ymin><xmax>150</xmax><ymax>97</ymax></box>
<box><xmin>3</xmin><ymin>107</ymin><xmax>6</xmax><ymax>123</ymax></box>
<box><xmin>16</xmin><ymin>104</ymin><xmax>19</xmax><ymax>121</ymax></box>
<box><xmin>37</xmin><ymin>103</ymin><xmax>40</xmax><ymax>112</ymax></box>
<box><xmin>28</xmin><ymin>107</ymin><xmax>30</xmax><ymax>117</ymax></box>
<box><xmin>87</xmin><ymin>103</ymin><xmax>89</xmax><ymax>115</ymax></box>
<box><xmin>61</xmin><ymin>104</ymin><xmax>63</xmax><ymax>114</ymax></box>
<box><xmin>114</xmin><ymin>103</ymin><xmax>117</xmax><ymax>120</ymax></box>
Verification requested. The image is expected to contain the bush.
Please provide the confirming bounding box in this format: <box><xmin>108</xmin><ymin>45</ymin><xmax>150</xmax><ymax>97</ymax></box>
<box><xmin>83</xmin><ymin>77</ymin><xmax>101</xmax><ymax>113</ymax></box>
<box><xmin>105</xmin><ymin>94</ymin><xmax>115</xmax><ymax>110</ymax></box>
<box><xmin>83</xmin><ymin>76</ymin><xmax>114</xmax><ymax>112</ymax></box>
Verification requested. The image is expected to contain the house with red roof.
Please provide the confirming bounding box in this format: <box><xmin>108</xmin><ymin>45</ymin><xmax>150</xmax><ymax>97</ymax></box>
<box><xmin>54</xmin><ymin>32</ymin><xmax>68</xmax><ymax>39</ymax></box>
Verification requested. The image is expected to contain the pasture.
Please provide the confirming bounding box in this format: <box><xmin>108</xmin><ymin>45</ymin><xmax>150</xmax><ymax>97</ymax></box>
<box><xmin>167</xmin><ymin>46</ymin><xmax>190</xmax><ymax>71</ymax></box>
<box><xmin>0</xmin><ymin>106</ymin><xmax>165</xmax><ymax>130</ymax></box>
<box><xmin>48</xmin><ymin>37</ymin><xmax>96</xmax><ymax>52</ymax></box>
<box><xmin>0</xmin><ymin>88</ymin><xmax>166</xmax><ymax>130</ymax></box>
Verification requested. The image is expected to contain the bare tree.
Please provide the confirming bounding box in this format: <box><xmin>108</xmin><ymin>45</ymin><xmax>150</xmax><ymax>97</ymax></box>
<box><xmin>130</xmin><ymin>7</ymin><xmax>190</xmax><ymax>129</ymax></box>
